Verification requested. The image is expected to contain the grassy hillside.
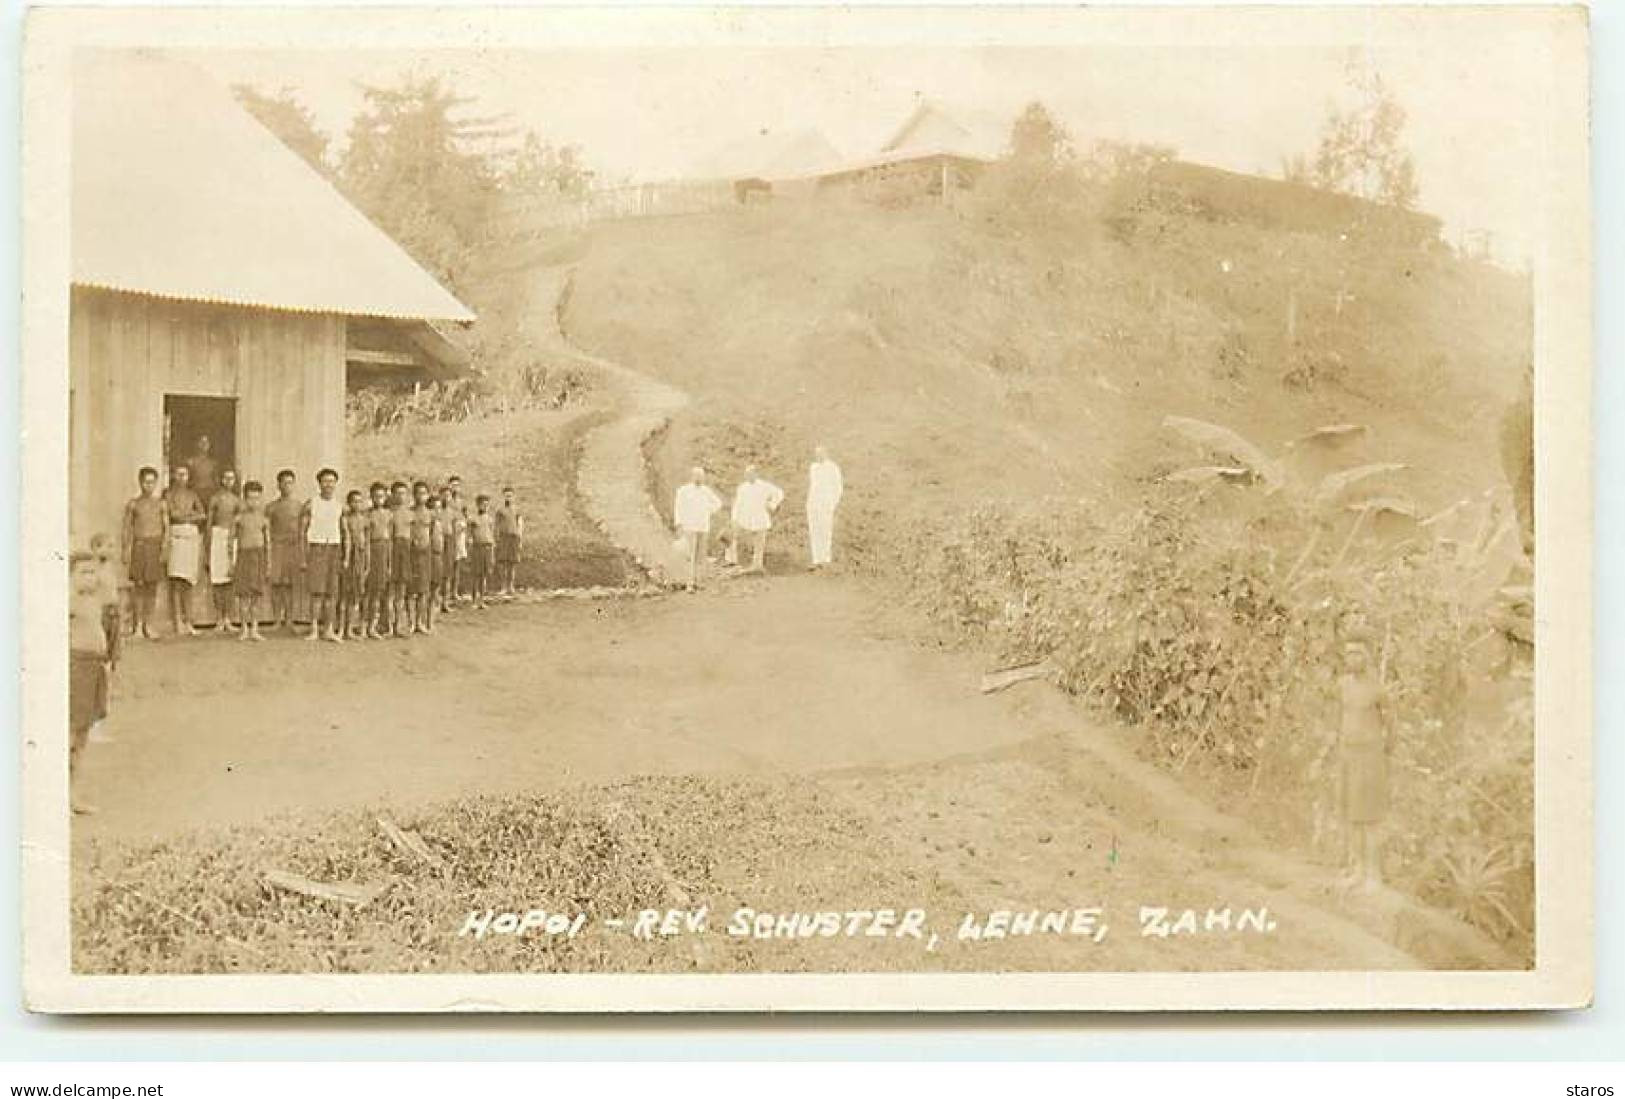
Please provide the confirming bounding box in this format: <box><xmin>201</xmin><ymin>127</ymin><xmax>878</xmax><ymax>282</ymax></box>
<box><xmin>562</xmin><ymin>195</ymin><xmax>1530</xmax><ymax>559</ymax></box>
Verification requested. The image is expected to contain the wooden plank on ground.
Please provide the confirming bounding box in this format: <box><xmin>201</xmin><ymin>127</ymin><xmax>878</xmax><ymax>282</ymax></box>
<box><xmin>980</xmin><ymin>660</ymin><xmax>1054</xmax><ymax>695</ymax></box>
<box><xmin>263</xmin><ymin>868</ymin><xmax>387</xmax><ymax>907</ymax></box>
<box><xmin>376</xmin><ymin>816</ymin><xmax>445</xmax><ymax>869</ymax></box>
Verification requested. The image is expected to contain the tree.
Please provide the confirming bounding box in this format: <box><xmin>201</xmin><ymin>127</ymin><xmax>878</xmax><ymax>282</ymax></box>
<box><xmin>233</xmin><ymin>85</ymin><xmax>332</xmax><ymax>177</ymax></box>
<box><xmin>1294</xmin><ymin>60</ymin><xmax>1419</xmax><ymax>209</ymax></box>
<box><xmin>1009</xmin><ymin>101</ymin><xmax>1072</xmax><ymax>169</ymax></box>
<box><xmin>339</xmin><ymin>72</ymin><xmax>503</xmax><ymax>292</ymax></box>
<box><xmin>496</xmin><ymin>131</ymin><xmax>594</xmax><ymax>200</ymax></box>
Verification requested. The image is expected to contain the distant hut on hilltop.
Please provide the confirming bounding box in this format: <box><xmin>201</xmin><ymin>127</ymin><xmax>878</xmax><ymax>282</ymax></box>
<box><xmin>70</xmin><ymin>52</ymin><xmax>476</xmax><ymax>618</ymax></box>
<box><xmin>815</xmin><ymin>100</ymin><xmax>1012</xmax><ymax>206</ymax></box>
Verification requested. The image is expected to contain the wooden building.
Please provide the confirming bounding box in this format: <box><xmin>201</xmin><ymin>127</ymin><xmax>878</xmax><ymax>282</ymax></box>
<box><xmin>70</xmin><ymin>53</ymin><xmax>474</xmax><ymax>622</ymax></box>
<box><xmin>813</xmin><ymin>101</ymin><xmax>1009</xmax><ymax>206</ymax></box>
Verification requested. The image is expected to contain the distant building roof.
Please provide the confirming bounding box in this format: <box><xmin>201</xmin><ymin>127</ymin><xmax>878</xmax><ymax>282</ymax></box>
<box><xmin>72</xmin><ymin>52</ymin><xmax>476</xmax><ymax>324</ymax></box>
<box><xmin>694</xmin><ymin>126</ymin><xmax>846</xmax><ymax>182</ymax></box>
<box><xmin>879</xmin><ymin>100</ymin><xmax>1011</xmax><ymax>164</ymax></box>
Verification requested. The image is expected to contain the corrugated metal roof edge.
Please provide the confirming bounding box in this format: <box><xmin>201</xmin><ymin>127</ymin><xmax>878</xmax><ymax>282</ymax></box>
<box><xmin>72</xmin><ymin>279</ymin><xmax>477</xmax><ymax>325</ymax></box>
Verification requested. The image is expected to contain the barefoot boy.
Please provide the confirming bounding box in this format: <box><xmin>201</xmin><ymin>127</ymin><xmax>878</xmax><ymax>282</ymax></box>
<box><xmin>364</xmin><ymin>482</ymin><xmax>393</xmax><ymax>638</ymax></box>
<box><xmin>164</xmin><ymin>464</ymin><xmax>205</xmax><ymax>635</ymax></box>
<box><xmin>265</xmin><ymin>469</ymin><xmax>303</xmax><ymax>633</ymax></box>
<box><xmin>120</xmin><ymin>467</ymin><xmax>167</xmax><ymax>640</ymax></box>
<box><xmin>207</xmin><ymin>468</ymin><xmax>242</xmax><ymax>632</ymax></box>
<box><xmin>341</xmin><ymin>488</ymin><xmax>370</xmax><ymax>640</ymax></box>
<box><xmin>424</xmin><ymin>495</ymin><xmax>445</xmax><ymax>633</ymax></box>
<box><xmin>232</xmin><ymin>481</ymin><xmax>270</xmax><ymax>641</ymax></box>
<box><xmin>469</xmin><ymin>494</ymin><xmax>495</xmax><ymax>608</ymax></box>
<box><xmin>494</xmin><ymin>486</ymin><xmax>524</xmax><ymax>599</ymax></box>
<box><xmin>407</xmin><ymin>481</ymin><xmax>433</xmax><ymax>633</ymax></box>
<box><xmin>388</xmin><ymin>481</ymin><xmax>413</xmax><ymax>636</ymax></box>
<box><xmin>301</xmin><ymin>468</ymin><xmax>344</xmax><ymax>642</ymax></box>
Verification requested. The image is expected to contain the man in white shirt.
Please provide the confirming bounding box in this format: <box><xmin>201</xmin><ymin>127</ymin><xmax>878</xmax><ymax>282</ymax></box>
<box><xmin>673</xmin><ymin>466</ymin><xmax>724</xmax><ymax>592</ymax></box>
<box><xmin>806</xmin><ymin>446</ymin><xmax>844</xmax><ymax>570</ymax></box>
<box><xmin>728</xmin><ymin>465</ymin><xmax>785</xmax><ymax>575</ymax></box>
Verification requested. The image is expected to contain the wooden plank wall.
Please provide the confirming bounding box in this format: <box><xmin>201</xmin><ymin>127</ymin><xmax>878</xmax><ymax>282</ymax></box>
<box><xmin>70</xmin><ymin>286</ymin><xmax>347</xmax><ymax>625</ymax></box>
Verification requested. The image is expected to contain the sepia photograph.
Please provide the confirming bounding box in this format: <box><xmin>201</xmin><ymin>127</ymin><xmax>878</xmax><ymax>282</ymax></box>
<box><xmin>19</xmin><ymin>4</ymin><xmax>1591</xmax><ymax>1013</ymax></box>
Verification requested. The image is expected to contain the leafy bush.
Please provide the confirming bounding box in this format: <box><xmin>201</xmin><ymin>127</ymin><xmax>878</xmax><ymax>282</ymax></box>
<box><xmin>346</xmin><ymin>358</ymin><xmax>591</xmax><ymax>436</ymax></box>
<box><xmin>898</xmin><ymin>483</ymin><xmax>1532</xmax><ymax>956</ymax></box>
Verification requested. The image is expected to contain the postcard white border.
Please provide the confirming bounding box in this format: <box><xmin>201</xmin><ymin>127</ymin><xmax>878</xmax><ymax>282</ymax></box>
<box><xmin>19</xmin><ymin>4</ymin><xmax>1593</xmax><ymax>1014</ymax></box>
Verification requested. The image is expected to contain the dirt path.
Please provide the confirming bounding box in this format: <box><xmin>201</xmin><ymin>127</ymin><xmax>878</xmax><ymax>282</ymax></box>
<box><xmin>527</xmin><ymin>266</ymin><xmax>688</xmax><ymax>582</ymax></box>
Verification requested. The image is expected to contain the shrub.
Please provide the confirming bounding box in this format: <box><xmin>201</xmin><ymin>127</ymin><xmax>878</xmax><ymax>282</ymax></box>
<box><xmin>897</xmin><ymin>484</ymin><xmax>1532</xmax><ymax>956</ymax></box>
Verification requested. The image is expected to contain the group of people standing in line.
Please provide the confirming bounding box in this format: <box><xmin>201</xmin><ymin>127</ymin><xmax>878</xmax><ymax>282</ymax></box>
<box><xmin>114</xmin><ymin>451</ymin><xmax>526</xmax><ymax>644</ymax></box>
<box><xmin>671</xmin><ymin>446</ymin><xmax>844</xmax><ymax>591</ymax></box>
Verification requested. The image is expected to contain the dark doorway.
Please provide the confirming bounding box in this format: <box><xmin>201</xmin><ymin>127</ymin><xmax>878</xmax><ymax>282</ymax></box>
<box><xmin>163</xmin><ymin>395</ymin><xmax>237</xmax><ymax>488</ymax></box>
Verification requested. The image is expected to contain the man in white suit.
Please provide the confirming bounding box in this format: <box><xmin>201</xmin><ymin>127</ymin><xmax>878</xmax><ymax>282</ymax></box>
<box><xmin>806</xmin><ymin>446</ymin><xmax>844</xmax><ymax>571</ymax></box>
<box><xmin>729</xmin><ymin>464</ymin><xmax>785</xmax><ymax>575</ymax></box>
<box><xmin>673</xmin><ymin>466</ymin><xmax>724</xmax><ymax>592</ymax></box>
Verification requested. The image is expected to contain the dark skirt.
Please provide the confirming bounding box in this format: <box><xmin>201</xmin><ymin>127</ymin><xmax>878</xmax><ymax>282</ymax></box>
<box><xmin>269</xmin><ymin>539</ymin><xmax>300</xmax><ymax>586</ymax></box>
<box><xmin>496</xmin><ymin>533</ymin><xmax>520</xmax><ymax>565</ymax></box>
<box><xmin>410</xmin><ymin>545</ymin><xmax>432</xmax><ymax>595</ymax></box>
<box><xmin>471</xmin><ymin>542</ymin><xmax>494</xmax><ymax>581</ymax></box>
<box><xmin>235</xmin><ymin>546</ymin><xmax>267</xmax><ymax>598</ymax></box>
<box><xmin>391</xmin><ymin>537</ymin><xmax>411</xmax><ymax>584</ymax></box>
<box><xmin>1342</xmin><ymin>740</ymin><xmax>1390</xmax><ymax>824</ymax></box>
<box><xmin>368</xmin><ymin>541</ymin><xmax>393</xmax><ymax>596</ymax></box>
<box><xmin>128</xmin><ymin>536</ymin><xmax>164</xmax><ymax>585</ymax></box>
<box><xmin>306</xmin><ymin>543</ymin><xmax>341</xmax><ymax>597</ymax></box>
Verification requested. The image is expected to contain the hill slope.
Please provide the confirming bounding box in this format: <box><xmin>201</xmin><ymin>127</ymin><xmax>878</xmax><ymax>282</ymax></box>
<box><xmin>562</xmin><ymin>197</ymin><xmax>1530</xmax><ymax>554</ymax></box>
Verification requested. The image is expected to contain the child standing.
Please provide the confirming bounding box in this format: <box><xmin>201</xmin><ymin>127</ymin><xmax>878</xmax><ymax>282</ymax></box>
<box><xmin>301</xmin><ymin>468</ymin><xmax>344</xmax><ymax>643</ymax></box>
<box><xmin>425</xmin><ymin>495</ymin><xmax>445</xmax><ymax>634</ymax></box>
<box><xmin>407</xmin><ymin>481</ymin><xmax>433</xmax><ymax>633</ymax></box>
<box><xmin>207</xmin><ymin>468</ymin><xmax>242</xmax><ymax>633</ymax></box>
<box><xmin>437</xmin><ymin>486</ymin><xmax>458</xmax><ymax>613</ymax></box>
<box><xmin>120</xmin><ymin>467</ymin><xmax>168</xmax><ymax>640</ymax></box>
<box><xmin>164</xmin><ymin>464</ymin><xmax>205</xmax><ymax>636</ymax></box>
<box><xmin>494</xmin><ymin>486</ymin><xmax>524</xmax><ymax>599</ymax></box>
<box><xmin>1336</xmin><ymin>634</ymin><xmax>1391</xmax><ymax>889</ymax></box>
<box><xmin>364</xmin><ymin>482</ymin><xmax>394</xmax><ymax>639</ymax></box>
<box><xmin>265</xmin><ymin>469</ymin><xmax>302</xmax><ymax>634</ymax></box>
<box><xmin>469</xmin><ymin>494</ymin><xmax>495</xmax><ymax>609</ymax></box>
<box><xmin>341</xmin><ymin>489</ymin><xmax>370</xmax><ymax>640</ymax></box>
<box><xmin>388</xmin><ymin>481</ymin><xmax>413</xmax><ymax>638</ymax></box>
<box><xmin>69</xmin><ymin>551</ymin><xmax>109</xmax><ymax>815</ymax></box>
<box><xmin>232</xmin><ymin>481</ymin><xmax>270</xmax><ymax>641</ymax></box>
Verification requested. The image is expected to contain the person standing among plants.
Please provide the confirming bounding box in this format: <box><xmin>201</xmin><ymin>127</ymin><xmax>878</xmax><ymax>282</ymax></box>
<box><xmin>1336</xmin><ymin>633</ymin><xmax>1392</xmax><ymax>889</ymax></box>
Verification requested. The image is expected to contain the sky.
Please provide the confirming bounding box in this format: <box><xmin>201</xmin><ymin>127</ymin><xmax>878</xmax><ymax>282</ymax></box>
<box><xmin>183</xmin><ymin>32</ymin><xmax>1549</xmax><ymax>265</ymax></box>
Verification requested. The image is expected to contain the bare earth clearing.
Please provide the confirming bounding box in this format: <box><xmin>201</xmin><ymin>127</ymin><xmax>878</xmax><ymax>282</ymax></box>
<box><xmin>75</xmin><ymin>574</ymin><xmax>1431</xmax><ymax>972</ymax></box>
